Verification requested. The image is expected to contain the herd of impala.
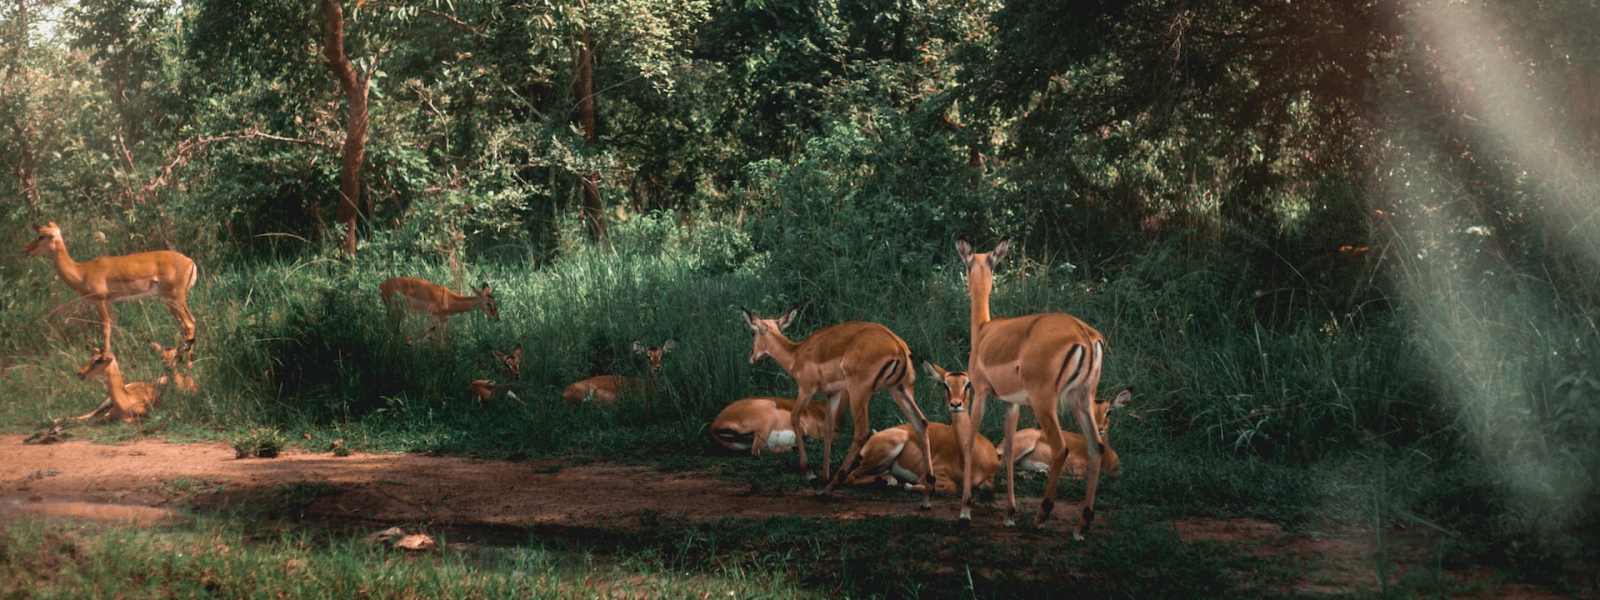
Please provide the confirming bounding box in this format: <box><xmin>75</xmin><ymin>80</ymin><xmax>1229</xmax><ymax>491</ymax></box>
<box><xmin>22</xmin><ymin>221</ymin><xmax>1132</xmax><ymax>537</ymax></box>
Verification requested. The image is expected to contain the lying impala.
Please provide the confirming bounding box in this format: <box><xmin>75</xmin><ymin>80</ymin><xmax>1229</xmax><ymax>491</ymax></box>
<box><xmin>741</xmin><ymin>308</ymin><xmax>936</xmax><ymax>508</ymax></box>
<box><xmin>379</xmin><ymin>277</ymin><xmax>500</xmax><ymax>345</ymax></box>
<box><xmin>957</xmin><ymin>238</ymin><xmax>1114</xmax><ymax>538</ymax></box>
<box><xmin>999</xmin><ymin>388</ymin><xmax>1131</xmax><ymax>477</ymax></box>
<box><xmin>492</xmin><ymin>345</ymin><xmax>523</xmax><ymax>379</ymax></box>
<box><xmin>23</xmin><ymin>222</ymin><xmax>198</xmax><ymax>364</ymax></box>
<box><xmin>709</xmin><ymin>397</ymin><xmax>828</xmax><ymax>455</ymax></box>
<box><xmin>842</xmin><ymin>362</ymin><xmax>1000</xmax><ymax>495</ymax></box>
<box><xmin>69</xmin><ymin>346</ymin><xmax>162</xmax><ymax>424</ymax></box>
<box><xmin>563</xmin><ymin>340</ymin><xmax>675</xmax><ymax>405</ymax></box>
<box><xmin>149</xmin><ymin>341</ymin><xmax>199</xmax><ymax>393</ymax></box>
<box><xmin>467</xmin><ymin>379</ymin><xmax>519</xmax><ymax>403</ymax></box>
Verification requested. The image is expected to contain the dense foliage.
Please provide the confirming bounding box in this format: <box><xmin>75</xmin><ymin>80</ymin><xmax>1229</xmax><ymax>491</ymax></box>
<box><xmin>3</xmin><ymin>0</ymin><xmax>1599</xmax><ymax>592</ymax></box>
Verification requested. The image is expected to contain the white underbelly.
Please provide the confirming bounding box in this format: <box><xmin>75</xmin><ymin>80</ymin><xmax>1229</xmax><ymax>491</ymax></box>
<box><xmin>111</xmin><ymin>283</ymin><xmax>161</xmax><ymax>302</ymax></box>
<box><xmin>767</xmin><ymin>429</ymin><xmax>797</xmax><ymax>450</ymax></box>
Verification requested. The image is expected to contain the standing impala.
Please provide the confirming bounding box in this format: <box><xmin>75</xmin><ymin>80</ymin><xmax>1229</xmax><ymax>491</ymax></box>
<box><xmin>957</xmin><ymin>238</ymin><xmax>1115</xmax><ymax>538</ymax></box>
<box><xmin>23</xmin><ymin>222</ymin><xmax>199</xmax><ymax>364</ymax></box>
<box><xmin>378</xmin><ymin>277</ymin><xmax>500</xmax><ymax>345</ymax></box>
<box><xmin>842</xmin><ymin>362</ymin><xmax>1000</xmax><ymax>495</ymax></box>
<box><xmin>71</xmin><ymin>346</ymin><xmax>162</xmax><ymax>424</ymax></box>
<box><xmin>740</xmin><ymin>308</ymin><xmax>936</xmax><ymax>508</ymax></box>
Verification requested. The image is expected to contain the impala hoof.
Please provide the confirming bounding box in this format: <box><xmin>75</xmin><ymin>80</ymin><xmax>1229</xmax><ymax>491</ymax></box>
<box><xmin>918</xmin><ymin>502</ymin><xmax>933</xmax><ymax>512</ymax></box>
<box><xmin>957</xmin><ymin>516</ymin><xmax>971</xmax><ymax>530</ymax></box>
<box><xmin>1003</xmin><ymin>518</ymin><xmax>1016</xmax><ymax>528</ymax></box>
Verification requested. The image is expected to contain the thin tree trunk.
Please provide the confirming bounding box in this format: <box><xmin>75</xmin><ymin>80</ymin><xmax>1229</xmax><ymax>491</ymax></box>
<box><xmin>3</xmin><ymin>0</ymin><xmax>37</xmax><ymax>206</ymax></box>
<box><xmin>574</xmin><ymin>28</ymin><xmax>607</xmax><ymax>240</ymax></box>
<box><xmin>320</xmin><ymin>0</ymin><xmax>367</xmax><ymax>255</ymax></box>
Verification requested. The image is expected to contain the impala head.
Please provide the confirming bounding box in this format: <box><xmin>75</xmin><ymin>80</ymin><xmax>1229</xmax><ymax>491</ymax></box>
<box><xmin>922</xmin><ymin>361</ymin><xmax>974</xmax><ymax>416</ymax></box>
<box><xmin>492</xmin><ymin>345</ymin><xmax>523</xmax><ymax>379</ymax></box>
<box><xmin>77</xmin><ymin>346</ymin><xmax>118</xmax><ymax>381</ymax></box>
<box><xmin>632</xmin><ymin>339</ymin><xmax>677</xmax><ymax>372</ymax></box>
<box><xmin>474</xmin><ymin>282</ymin><xmax>501</xmax><ymax>321</ymax></box>
<box><xmin>740</xmin><ymin>307</ymin><xmax>798</xmax><ymax>365</ymax></box>
<box><xmin>149</xmin><ymin>341</ymin><xmax>182</xmax><ymax>370</ymax></box>
<box><xmin>22</xmin><ymin>222</ymin><xmax>63</xmax><ymax>258</ymax></box>
<box><xmin>1092</xmin><ymin>387</ymin><xmax>1133</xmax><ymax>441</ymax></box>
<box><xmin>955</xmin><ymin>237</ymin><xmax>1010</xmax><ymax>294</ymax></box>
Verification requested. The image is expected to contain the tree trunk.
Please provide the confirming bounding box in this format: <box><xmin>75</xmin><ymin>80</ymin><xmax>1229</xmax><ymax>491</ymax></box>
<box><xmin>3</xmin><ymin>0</ymin><xmax>37</xmax><ymax>206</ymax></box>
<box><xmin>575</xmin><ymin>29</ymin><xmax>607</xmax><ymax>240</ymax></box>
<box><xmin>319</xmin><ymin>0</ymin><xmax>367</xmax><ymax>255</ymax></box>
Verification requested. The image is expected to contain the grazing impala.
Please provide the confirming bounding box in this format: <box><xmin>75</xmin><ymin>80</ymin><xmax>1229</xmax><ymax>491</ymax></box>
<box><xmin>492</xmin><ymin>345</ymin><xmax>523</xmax><ymax>379</ymax></box>
<box><xmin>23</xmin><ymin>222</ymin><xmax>198</xmax><ymax>364</ymax></box>
<box><xmin>843</xmin><ymin>362</ymin><xmax>1000</xmax><ymax>495</ymax></box>
<box><xmin>740</xmin><ymin>308</ymin><xmax>936</xmax><ymax>507</ymax></box>
<box><xmin>710</xmin><ymin>397</ymin><xmax>829</xmax><ymax>455</ymax></box>
<box><xmin>378</xmin><ymin>277</ymin><xmax>500</xmax><ymax>345</ymax></box>
<box><xmin>957</xmin><ymin>238</ymin><xmax>1114</xmax><ymax>538</ymax></box>
<box><xmin>999</xmin><ymin>388</ymin><xmax>1130</xmax><ymax>477</ymax></box>
<box><xmin>148</xmin><ymin>341</ymin><xmax>199</xmax><ymax>394</ymax></box>
<box><xmin>70</xmin><ymin>346</ymin><xmax>162</xmax><ymax>424</ymax></box>
<box><xmin>562</xmin><ymin>340</ymin><xmax>675</xmax><ymax>406</ymax></box>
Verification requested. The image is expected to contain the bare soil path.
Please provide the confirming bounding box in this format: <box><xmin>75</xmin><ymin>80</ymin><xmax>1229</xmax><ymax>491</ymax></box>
<box><xmin>0</xmin><ymin>435</ymin><xmax>1574</xmax><ymax>598</ymax></box>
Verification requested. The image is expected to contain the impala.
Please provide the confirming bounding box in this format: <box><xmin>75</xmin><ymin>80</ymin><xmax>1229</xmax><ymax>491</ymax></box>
<box><xmin>957</xmin><ymin>238</ymin><xmax>1115</xmax><ymax>538</ymax></box>
<box><xmin>149</xmin><ymin>341</ymin><xmax>199</xmax><ymax>394</ymax></box>
<box><xmin>562</xmin><ymin>340</ymin><xmax>675</xmax><ymax>407</ymax></box>
<box><xmin>467</xmin><ymin>379</ymin><xmax>519</xmax><ymax>403</ymax></box>
<box><xmin>999</xmin><ymin>388</ymin><xmax>1130</xmax><ymax>477</ymax></box>
<box><xmin>70</xmin><ymin>346</ymin><xmax>162</xmax><ymax>424</ymax></box>
<box><xmin>741</xmin><ymin>308</ymin><xmax>936</xmax><ymax>507</ymax></box>
<box><xmin>709</xmin><ymin>397</ymin><xmax>829</xmax><ymax>455</ymax></box>
<box><xmin>492</xmin><ymin>345</ymin><xmax>523</xmax><ymax>379</ymax></box>
<box><xmin>842</xmin><ymin>362</ymin><xmax>999</xmax><ymax>495</ymax></box>
<box><xmin>23</xmin><ymin>222</ymin><xmax>199</xmax><ymax>364</ymax></box>
<box><xmin>378</xmin><ymin>277</ymin><xmax>500</xmax><ymax>345</ymax></box>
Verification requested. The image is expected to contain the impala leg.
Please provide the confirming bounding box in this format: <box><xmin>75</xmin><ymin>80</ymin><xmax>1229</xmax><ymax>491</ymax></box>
<box><xmin>73</xmin><ymin>396</ymin><xmax>115</xmax><ymax>422</ymax></box>
<box><xmin>888</xmin><ymin>384</ymin><xmax>935</xmax><ymax>510</ymax></box>
<box><xmin>163</xmin><ymin>294</ymin><xmax>197</xmax><ymax>367</ymax></box>
<box><xmin>959</xmin><ymin>382</ymin><xmax>990</xmax><ymax>527</ymax></box>
<box><xmin>818</xmin><ymin>392</ymin><xmax>846</xmax><ymax>488</ymax></box>
<box><xmin>1070</xmin><ymin>393</ymin><xmax>1104</xmax><ymax>540</ymax></box>
<box><xmin>1002</xmin><ymin>403</ymin><xmax>1021</xmax><ymax>527</ymax></box>
<box><xmin>823</xmin><ymin>386</ymin><xmax>874</xmax><ymax>495</ymax></box>
<box><xmin>1034</xmin><ymin>390</ymin><xmax>1070</xmax><ymax>528</ymax></box>
<box><xmin>93</xmin><ymin>299</ymin><xmax>114</xmax><ymax>355</ymax></box>
<box><xmin>791</xmin><ymin>385</ymin><xmax>821</xmax><ymax>486</ymax></box>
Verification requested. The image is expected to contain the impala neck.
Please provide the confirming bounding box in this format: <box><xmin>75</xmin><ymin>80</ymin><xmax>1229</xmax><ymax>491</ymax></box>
<box><xmin>47</xmin><ymin>240</ymin><xmax>87</xmax><ymax>290</ymax></box>
<box><xmin>764</xmin><ymin>332</ymin><xmax>803</xmax><ymax>378</ymax></box>
<box><xmin>102</xmin><ymin>362</ymin><xmax>134</xmax><ymax>411</ymax></box>
<box><xmin>445</xmin><ymin>292</ymin><xmax>481</xmax><ymax>315</ymax></box>
<box><xmin>967</xmin><ymin>267</ymin><xmax>994</xmax><ymax>342</ymax></box>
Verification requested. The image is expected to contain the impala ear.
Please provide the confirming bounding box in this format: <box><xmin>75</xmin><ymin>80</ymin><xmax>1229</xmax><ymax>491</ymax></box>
<box><xmin>1111</xmin><ymin>387</ymin><xmax>1132</xmax><ymax>410</ymax></box>
<box><xmin>632</xmin><ymin>340</ymin><xmax>646</xmax><ymax>354</ymax></box>
<box><xmin>660</xmin><ymin>339</ymin><xmax>678</xmax><ymax>354</ymax></box>
<box><xmin>921</xmin><ymin>360</ymin><xmax>944</xmax><ymax>381</ymax></box>
<box><xmin>149</xmin><ymin>341</ymin><xmax>163</xmax><ymax>352</ymax></box>
<box><xmin>513</xmin><ymin>345</ymin><xmax>523</xmax><ymax>358</ymax></box>
<box><xmin>776</xmin><ymin>307</ymin><xmax>800</xmax><ymax>331</ymax></box>
<box><xmin>989</xmin><ymin>238</ymin><xmax>1011</xmax><ymax>266</ymax></box>
<box><xmin>956</xmin><ymin>238</ymin><xmax>973</xmax><ymax>263</ymax></box>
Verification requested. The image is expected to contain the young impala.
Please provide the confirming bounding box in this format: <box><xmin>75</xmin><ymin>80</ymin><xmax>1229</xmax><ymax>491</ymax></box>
<box><xmin>492</xmin><ymin>345</ymin><xmax>523</xmax><ymax>379</ymax></box>
<box><xmin>999</xmin><ymin>388</ymin><xmax>1131</xmax><ymax>477</ymax></box>
<box><xmin>23</xmin><ymin>222</ymin><xmax>199</xmax><ymax>364</ymax></box>
<box><xmin>562</xmin><ymin>340</ymin><xmax>675</xmax><ymax>408</ymax></box>
<box><xmin>467</xmin><ymin>379</ymin><xmax>518</xmax><ymax>403</ymax></box>
<box><xmin>149</xmin><ymin>341</ymin><xmax>199</xmax><ymax>393</ymax></box>
<box><xmin>709</xmin><ymin>397</ymin><xmax>829</xmax><ymax>455</ymax></box>
<box><xmin>70</xmin><ymin>346</ymin><xmax>162</xmax><ymax>424</ymax></box>
<box><xmin>378</xmin><ymin>277</ymin><xmax>500</xmax><ymax>345</ymax></box>
<box><xmin>842</xmin><ymin>362</ymin><xmax>1000</xmax><ymax>495</ymax></box>
<box><xmin>957</xmin><ymin>238</ymin><xmax>1116</xmax><ymax>538</ymax></box>
<box><xmin>741</xmin><ymin>308</ymin><xmax>936</xmax><ymax>508</ymax></box>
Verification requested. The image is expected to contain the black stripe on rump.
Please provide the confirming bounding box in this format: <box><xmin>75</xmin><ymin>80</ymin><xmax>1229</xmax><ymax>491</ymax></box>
<box><xmin>1053</xmin><ymin>344</ymin><xmax>1087</xmax><ymax>394</ymax></box>
<box><xmin>871</xmin><ymin>359</ymin><xmax>900</xmax><ymax>390</ymax></box>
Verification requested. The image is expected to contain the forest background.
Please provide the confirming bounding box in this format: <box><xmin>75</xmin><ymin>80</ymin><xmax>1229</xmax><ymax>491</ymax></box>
<box><xmin>2</xmin><ymin>0</ymin><xmax>1599</xmax><ymax>596</ymax></box>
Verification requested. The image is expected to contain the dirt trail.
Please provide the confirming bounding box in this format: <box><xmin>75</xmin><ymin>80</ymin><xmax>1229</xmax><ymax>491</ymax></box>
<box><xmin>0</xmin><ymin>435</ymin><xmax>1574</xmax><ymax>598</ymax></box>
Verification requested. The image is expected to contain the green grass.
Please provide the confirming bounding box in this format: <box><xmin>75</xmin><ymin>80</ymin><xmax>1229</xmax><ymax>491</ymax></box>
<box><xmin>0</xmin><ymin>215</ymin><xmax>1596</xmax><ymax>596</ymax></box>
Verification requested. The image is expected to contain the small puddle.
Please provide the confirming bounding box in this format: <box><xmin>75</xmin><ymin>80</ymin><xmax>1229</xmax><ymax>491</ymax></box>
<box><xmin>0</xmin><ymin>499</ymin><xmax>181</xmax><ymax>525</ymax></box>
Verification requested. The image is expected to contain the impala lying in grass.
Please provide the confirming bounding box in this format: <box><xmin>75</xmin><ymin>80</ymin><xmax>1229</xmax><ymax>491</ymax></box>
<box><xmin>563</xmin><ymin>340</ymin><xmax>675</xmax><ymax>410</ymax></box>
<box><xmin>842</xmin><ymin>361</ymin><xmax>999</xmax><ymax>495</ymax></box>
<box><xmin>69</xmin><ymin>346</ymin><xmax>162</xmax><ymax>424</ymax></box>
<box><xmin>999</xmin><ymin>388</ymin><xmax>1130</xmax><ymax>477</ymax></box>
<box><xmin>709</xmin><ymin>397</ymin><xmax>828</xmax><ymax>455</ymax></box>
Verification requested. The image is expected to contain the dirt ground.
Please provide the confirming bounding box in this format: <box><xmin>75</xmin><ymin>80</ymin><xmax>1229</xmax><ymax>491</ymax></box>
<box><xmin>0</xmin><ymin>435</ymin><xmax>1574</xmax><ymax>598</ymax></box>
